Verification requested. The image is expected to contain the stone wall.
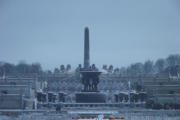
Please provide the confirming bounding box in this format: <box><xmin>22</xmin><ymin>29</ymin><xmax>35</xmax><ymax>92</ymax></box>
<box><xmin>0</xmin><ymin>85</ymin><xmax>30</xmax><ymax>97</ymax></box>
<box><xmin>0</xmin><ymin>94</ymin><xmax>23</xmax><ymax>109</ymax></box>
<box><xmin>45</xmin><ymin>73</ymin><xmax>129</xmax><ymax>93</ymax></box>
<box><xmin>0</xmin><ymin>77</ymin><xmax>36</xmax><ymax>89</ymax></box>
<box><xmin>42</xmin><ymin>73</ymin><xmax>180</xmax><ymax>105</ymax></box>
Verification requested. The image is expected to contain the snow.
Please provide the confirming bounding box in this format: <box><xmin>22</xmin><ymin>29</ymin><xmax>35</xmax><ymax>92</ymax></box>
<box><xmin>1</xmin><ymin>110</ymin><xmax>180</xmax><ymax>120</ymax></box>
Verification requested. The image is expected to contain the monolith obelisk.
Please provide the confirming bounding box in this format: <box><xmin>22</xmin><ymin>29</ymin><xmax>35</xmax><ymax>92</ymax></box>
<box><xmin>75</xmin><ymin>27</ymin><xmax>106</xmax><ymax>103</ymax></box>
<box><xmin>84</xmin><ymin>27</ymin><xmax>90</xmax><ymax>69</ymax></box>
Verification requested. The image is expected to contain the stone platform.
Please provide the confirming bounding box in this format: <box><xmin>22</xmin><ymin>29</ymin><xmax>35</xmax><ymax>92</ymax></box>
<box><xmin>76</xmin><ymin>92</ymin><xmax>106</xmax><ymax>103</ymax></box>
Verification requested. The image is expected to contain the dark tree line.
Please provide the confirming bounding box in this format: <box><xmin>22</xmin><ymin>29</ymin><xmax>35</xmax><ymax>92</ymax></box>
<box><xmin>102</xmin><ymin>54</ymin><xmax>180</xmax><ymax>76</ymax></box>
<box><xmin>0</xmin><ymin>61</ymin><xmax>42</xmax><ymax>76</ymax></box>
<box><xmin>0</xmin><ymin>62</ymin><xmax>73</xmax><ymax>76</ymax></box>
<box><xmin>1</xmin><ymin>54</ymin><xmax>180</xmax><ymax>76</ymax></box>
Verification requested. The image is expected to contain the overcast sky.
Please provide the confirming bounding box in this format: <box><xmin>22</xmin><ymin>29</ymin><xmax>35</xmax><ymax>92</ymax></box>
<box><xmin>0</xmin><ymin>0</ymin><xmax>180</xmax><ymax>70</ymax></box>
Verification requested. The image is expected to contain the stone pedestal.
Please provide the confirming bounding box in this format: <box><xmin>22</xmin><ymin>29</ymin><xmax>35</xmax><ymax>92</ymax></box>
<box><xmin>58</xmin><ymin>92</ymin><xmax>65</xmax><ymax>102</ymax></box>
<box><xmin>76</xmin><ymin>92</ymin><xmax>106</xmax><ymax>103</ymax></box>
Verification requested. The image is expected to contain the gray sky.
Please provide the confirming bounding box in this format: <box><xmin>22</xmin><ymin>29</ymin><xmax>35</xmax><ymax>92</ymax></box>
<box><xmin>0</xmin><ymin>0</ymin><xmax>180</xmax><ymax>70</ymax></box>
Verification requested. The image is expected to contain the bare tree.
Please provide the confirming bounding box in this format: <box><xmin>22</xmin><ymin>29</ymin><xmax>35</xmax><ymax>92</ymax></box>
<box><xmin>155</xmin><ymin>58</ymin><xmax>166</xmax><ymax>73</ymax></box>
<box><xmin>16</xmin><ymin>61</ymin><xmax>30</xmax><ymax>74</ymax></box>
<box><xmin>31</xmin><ymin>63</ymin><xmax>42</xmax><ymax>74</ymax></box>
<box><xmin>54</xmin><ymin>68</ymin><xmax>60</xmax><ymax>74</ymax></box>
<box><xmin>143</xmin><ymin>60</ymin><xmax>154</xmax><ymax>74</ymax></box>
<box><xmin>1</xmin><ymin>63</ymin><xmax>15</xmax><ymax>75</ymax></box>
<box><xmin>108</xmin><ymin>65</ymin><xmax>113</xmax><ymax>73</ymax></box>
<box><xmin>128</xmin><ymin>63</ymin><xmax>144</xmax><ymax>75</ymax></box>
<box><xmin>166</xmin><ymin>54</ymin><xmax>180</xmax><ymax>67</ymax></box>
<box><xmin>66</xmin><ymin>64</ymin><xmax>71</xmax><ymax>72</ymax></box>
<box><xmin>166</xmin><ymin>54</ymin><xmax>180</xmax><ymax>76</ymax></box>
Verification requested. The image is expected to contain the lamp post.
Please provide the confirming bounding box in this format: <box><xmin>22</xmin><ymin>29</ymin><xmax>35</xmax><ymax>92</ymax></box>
<box><xmin>128</xmin><ymin>81</ymin><xmax>131</xmax><ymax>104</ymax></box>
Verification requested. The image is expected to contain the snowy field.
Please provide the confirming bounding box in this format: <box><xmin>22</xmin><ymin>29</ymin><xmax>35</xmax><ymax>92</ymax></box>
<box><xmin>1</xmin><ymin>113</ymin><xmax>180</xmax><ymax>120</ymax></box>
<box><xmin>1</xmin><ymin>109</ymin><xmax>180</xmax><ymax>120</ymax></box>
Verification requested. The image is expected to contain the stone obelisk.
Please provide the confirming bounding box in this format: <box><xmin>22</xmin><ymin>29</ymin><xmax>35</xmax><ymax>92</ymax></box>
<box><xmin>84</xmin><ymin>27</ymin><xmax>90</xmax><ymax>69</ymax></box>
<box><xmin>76</xmin><ymin>27</ymin><xmax>106</xmax><ymax>103</ymax></box>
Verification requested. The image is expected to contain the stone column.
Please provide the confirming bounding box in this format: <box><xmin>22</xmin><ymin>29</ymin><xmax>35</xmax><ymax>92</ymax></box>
<box><xmin>84</xmin><ymin>27</ymin><xmax>90</xmax><ymax>69</ymax></box>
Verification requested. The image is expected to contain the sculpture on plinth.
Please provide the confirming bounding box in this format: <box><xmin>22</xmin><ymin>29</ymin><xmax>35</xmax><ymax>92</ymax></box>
<box><xmin>80</xmin><ymin>27</ymin><xmax>101</xmax><ymax>92</ymax></box>
<box><xmin>76</xmin><ymin>27</ymin><xmax>105</xmax><ymax>103</ymax></box>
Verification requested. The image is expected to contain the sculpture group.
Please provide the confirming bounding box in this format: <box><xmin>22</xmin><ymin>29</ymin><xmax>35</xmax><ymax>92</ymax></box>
<box><xmin>80</xmin><ymin>27</ymin><xmax>101</xmax><ymax>92</ymax></box>
<box><xmin>81</xmin><ymin>72</ymin><xmax>99</xmax><ymax>92</ymax></box>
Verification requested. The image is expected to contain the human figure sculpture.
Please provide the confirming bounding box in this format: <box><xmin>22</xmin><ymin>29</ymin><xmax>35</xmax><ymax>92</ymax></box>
<box><xmin>80</xmin><ymin>27</ymin><xmax>101</xmax><ymax>92</ymax></box>
<box><xmin>81</xmin><ymin>72</ymin><xmax>100</xmax><ymax>92</ymax></box>
<box><xmin>92</xmin><ymin>76</ymin><xmax>99</xmax><ymax>91</ymax></box>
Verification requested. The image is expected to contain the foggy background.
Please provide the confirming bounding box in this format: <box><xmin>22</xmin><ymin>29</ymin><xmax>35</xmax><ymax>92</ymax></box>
<box><xmin>0</xmin><ymin>0</ymin><xmax>180</xmax><ymax>70</ymax></box>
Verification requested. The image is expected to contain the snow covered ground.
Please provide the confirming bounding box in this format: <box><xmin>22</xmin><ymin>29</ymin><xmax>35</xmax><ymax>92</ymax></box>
<box><xmin>1</xmin><ymin>111</ymin><xmax>180</xmax><ymax>120</ymax></box>
<box><xmin>1</xmin><ymin>113</ymin><xmax>180</xmax><ymax>120</ymax></box>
